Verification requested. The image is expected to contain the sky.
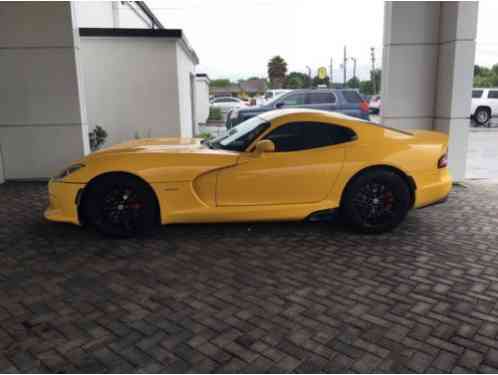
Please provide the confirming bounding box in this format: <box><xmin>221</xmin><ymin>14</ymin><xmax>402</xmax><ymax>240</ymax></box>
<box><xmin>147</xmin><ymin>0</ymin><xmax>498</xmax><ymax>82</ymax></box>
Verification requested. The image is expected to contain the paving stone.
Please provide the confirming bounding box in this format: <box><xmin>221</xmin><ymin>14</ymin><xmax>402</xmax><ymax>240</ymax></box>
<box><xmin>1</xmin><ymin>181</ymin><xmax>498</xmax><ymax>372</ymax></box>
<box><xmin>458</xmin><ymin>349</ymin><xmax>483</xmax><ymax>369</ymax></box>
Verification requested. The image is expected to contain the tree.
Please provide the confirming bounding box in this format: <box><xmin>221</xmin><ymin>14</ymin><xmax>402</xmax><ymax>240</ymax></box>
<box><xmin>370</xmin><ymin>69</ymin><xmax>381</xmax><ymax>94</ymax></box>
<box><xmin>267</xmin><ymin>55</ymin><xmax>288</xmax><ymax>89</ymax></box>
<box><xmin>346</xmin><ymin>76</ymin><xmax>360</xmax><ymax>89</ymax></box>
<box><xmin>285</xmin><ymin>71</ymin><xmax>310</xmax><ymax>89</ymax></box>
<box><xmin>473</xmin><ymin>64</ymin><xmax>498</xmax><ymax>87</ymax></box>
<box><xmin>359</xmin><ymin>80</ymin><xmax>374</xmax><ymax>95</ymax></box>
<box><xmin>312</xmin><ymin>75</ymin><xmax>330</xmax><ymax>87</ymax></box>
<box><xmin>210</xmin><ymin>79</ymin><xmax>232</xmax><ymax>87</ymax></box>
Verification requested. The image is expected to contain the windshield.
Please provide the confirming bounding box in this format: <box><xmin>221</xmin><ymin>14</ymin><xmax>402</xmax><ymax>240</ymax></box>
<box><xmin>207</xmin><ymin>116</ymin><xmax>270</xmax><ymax>151</ymax></box>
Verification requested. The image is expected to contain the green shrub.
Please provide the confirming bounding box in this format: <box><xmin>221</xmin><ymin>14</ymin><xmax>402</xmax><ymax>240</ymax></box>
<box><xmin>208</xmin><ymin>107</ymin><xmax>223</xmax><ymax>121</ymax></box>
<box><xmin>89</xmin><ymin>125</ymin><xmax>107</xmax><ymax>151</ymax></box>
<box><xmin>199</xmin><ymin>132</ymin><xmax>213</xmax><ymax>140</ymax></box>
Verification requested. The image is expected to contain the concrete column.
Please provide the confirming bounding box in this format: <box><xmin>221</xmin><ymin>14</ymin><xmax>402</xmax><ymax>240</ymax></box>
<box><xmin>0</xmin><ymin>2</ymin><xmax>89</xmax><ymax>181</ymax></box>
<box><xmin>434</xmin><ymin>2</ymin><xmax>478</xmax><ymax>181</ymax></box>
<box><xmin>382</xmin><ymin>1</ymin><xmax>478</xmax><ymax>181</ymax></box>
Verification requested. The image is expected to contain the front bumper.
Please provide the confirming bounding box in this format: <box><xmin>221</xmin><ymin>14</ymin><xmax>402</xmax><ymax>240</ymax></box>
<box><xmin>44</xmin><ymin>180</ymin><xmax>85</xmax><ymax>225</ymax></box>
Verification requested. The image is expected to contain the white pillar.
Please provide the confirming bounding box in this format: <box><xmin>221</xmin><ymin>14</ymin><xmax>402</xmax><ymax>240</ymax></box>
<box><xmin>0</xmin><ymin>2</ymin><xmax>89</xmax><ymax>181</ymax></box>
<box><xmin>382</xmin><ymin>1</ymin><xmax>478</xmax><ymax>181</ymax></box>
<box><xmin>434</xmin><ymin>2</ymin><xmax>478</xmax><ymax>181</ymax></box>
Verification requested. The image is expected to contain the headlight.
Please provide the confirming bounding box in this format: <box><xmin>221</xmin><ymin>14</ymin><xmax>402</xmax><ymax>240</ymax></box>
<box><xmin>53</xmin><ymin>163</ymin><xmax>85</xmax><ymax>180</ymax></box>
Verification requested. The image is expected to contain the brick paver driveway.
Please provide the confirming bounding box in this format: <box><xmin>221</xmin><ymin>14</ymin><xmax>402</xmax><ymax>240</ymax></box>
<box><xmin>1</xmin><ymin>181</ymin><xmax>498</xmax><ymax>373</ymax></box>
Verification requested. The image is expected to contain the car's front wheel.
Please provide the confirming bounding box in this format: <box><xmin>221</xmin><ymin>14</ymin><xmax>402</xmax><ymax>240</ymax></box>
<box><xmin>82</xmin><ymin>174</ymin><xmax>159</xmax><ymax>237</ymax></box>
<box><xmin>341</xmin><ymin>169</ymin><xmax>411</xmax><ymax>234</ymax></box>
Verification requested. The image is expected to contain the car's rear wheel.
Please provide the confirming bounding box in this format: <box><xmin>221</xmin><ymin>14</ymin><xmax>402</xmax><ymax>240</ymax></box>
<box><xmin>341</xmin><ymin>169</ymin><xmax>411</xmax><ymax>233</ymax></box>
<box><xmin>82</xmin><ymin>174</ymin><xmax>159</xmax><ymax>237</ymax></box>
<box><xmin>474</xmin><ymin>107</ymin><xmax>491</xmax><ymax>126</ymax></box>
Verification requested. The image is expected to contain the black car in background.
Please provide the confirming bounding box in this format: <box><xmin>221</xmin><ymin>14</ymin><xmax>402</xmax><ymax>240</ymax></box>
<box><xmin>226</xmin><ymin>89</ymin><xmax>369</xmax><ymax>128</ymax></box>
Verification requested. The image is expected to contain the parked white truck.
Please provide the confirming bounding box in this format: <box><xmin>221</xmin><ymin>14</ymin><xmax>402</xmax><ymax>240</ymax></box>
<box><xmin>471</xmin><ymin>88</ymin><xmax>498</xmax><ymax>125</ymax></box>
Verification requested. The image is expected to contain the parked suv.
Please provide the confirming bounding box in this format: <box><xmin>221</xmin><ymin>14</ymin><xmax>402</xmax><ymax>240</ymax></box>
<box><xmin>226</xmin><ymin>89</ymin><xmax>369</xmax><ymax>128</ymax></box>
<box><xmin>471</xmin><ymin>88</ymin><xmax>498</xmax><ymax>125</ymax></box>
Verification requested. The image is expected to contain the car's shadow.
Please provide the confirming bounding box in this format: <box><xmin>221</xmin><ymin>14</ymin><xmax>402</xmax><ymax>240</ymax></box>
<box><xmin>3</xmin><ymin>210</ymin><xmax>426</xmax><ymax>264</ymax></box>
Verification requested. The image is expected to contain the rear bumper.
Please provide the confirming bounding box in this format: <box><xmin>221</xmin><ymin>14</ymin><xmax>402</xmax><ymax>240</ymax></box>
<box><xmin>44</xmin><ymin>180</ymin><xmax>84</xmax><ymax>225</ymax></box>
<box><xmin>417</xmin><ymin>194</ymin><xmax>449</xmax><ymax>209</ymax></box>
<box><xmin>413</xmin><ymin>169</ymin><xmax>452</xmax><ymax>209</ymax></box>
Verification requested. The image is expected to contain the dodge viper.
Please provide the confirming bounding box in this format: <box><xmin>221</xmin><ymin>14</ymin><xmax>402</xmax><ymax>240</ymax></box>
<box><xmin>45</xmin><ymin>109</ymin><xmax>452</xmax><ymax>237</ymax></box>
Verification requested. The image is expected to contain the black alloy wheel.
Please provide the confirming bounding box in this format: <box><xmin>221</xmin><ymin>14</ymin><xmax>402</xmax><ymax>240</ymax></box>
<box><xmin>341</xmin><ymin>169</ymin><xmax>411</xmax><ymax>233</ymax></box>
<box><xmin>83</xmin><ymin>174</ymin><xmax>159</xmax><ymax>237</ymax></box>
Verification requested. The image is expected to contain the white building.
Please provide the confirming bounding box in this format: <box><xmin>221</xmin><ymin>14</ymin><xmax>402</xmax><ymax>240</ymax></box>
<box><xmin>0</xmin><ymin>1</ymin><xmax>201</xmax><ymax>181</ymax></box>
<box><xmin>80</xmin><ymin>28</ymin><xmax>199</xmax><ymax>145</ymax></box>
<box><xmin>195</xmin><ymin>74</ymin><xmax>211</xmax><ymax>128</ymax></box>
<box><xmin>0</xmin><ymin>1</ymin><xmax>478</xmax><ymax>183</ymax></box>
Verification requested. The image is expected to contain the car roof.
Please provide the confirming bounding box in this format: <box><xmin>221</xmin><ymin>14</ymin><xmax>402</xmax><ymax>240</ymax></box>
<box><xmin>281</xmin><ymin>88</ymin><xmax>358</xmax><ymax>94</ymax></box>
<box><xmin>258</xmin><ymin>108</ymin><xmax>371</xmax><ymax>123</ymax></box>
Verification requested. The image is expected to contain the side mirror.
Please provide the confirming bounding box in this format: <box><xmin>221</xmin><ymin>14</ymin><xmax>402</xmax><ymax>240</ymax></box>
<box><xmin>254</xmin><ymin>140</ymin><xmax>275</xmax><ymax>154</ymax></box>
<box><xmin>275</xmin><ymin>102</ymin><xmax>285</xmax><ymax>109</ymax></box>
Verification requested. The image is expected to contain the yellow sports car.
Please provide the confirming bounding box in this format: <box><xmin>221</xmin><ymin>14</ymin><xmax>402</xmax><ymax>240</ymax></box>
<box><xmin>45</xmin><ymin>109</ymin><xmax>451</xmax><ymax>237</ymax></box>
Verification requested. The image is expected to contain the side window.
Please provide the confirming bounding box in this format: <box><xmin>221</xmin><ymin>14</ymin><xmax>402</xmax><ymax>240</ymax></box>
<box><xmin>472</xmin><ymin>90</ymin><xmax>483</xmax><ymax>98</ymax></box>
<box><xmin>265</xmin><ymin>122</ymin><xmax>356</xmax><ymax>152</ymax></box>
<box><xmin>309</xmin><ymin>92</ymin><xmax>336</xmax><ymax>104</ymax></box>
<box><xmin>488</xmin><ymin>90</ymin><xmax>498</xmax><ymax>99</ymax></box>
<box><xmin>281</xmin><ymin>93</ymin><xmax>306</xmax><ymax>106</ymax></box>
<box><xmin>341</xmin><ymin>90</ymin><xmax>362</xmax><ymax>103</ymax></box>
<box><xmin>264</xmin><ymin>123</ymin><xmax>304</xmax><ymax>152</ymax></box>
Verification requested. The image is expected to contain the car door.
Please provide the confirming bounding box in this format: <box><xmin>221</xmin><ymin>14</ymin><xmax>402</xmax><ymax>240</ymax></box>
<box><xmin>487</xmin><ymin>90</ymin><xmax>498</xmax><ymax>116</ymax></box>
<box><xmin>216</xmin><ymin>121</ymin><xmax>353</xmax><ymax>206</ymax></box>
<box><xmin>306</xmin><ymin>91</ymin><xmax>337</xmax><ymax>112</ymax></box>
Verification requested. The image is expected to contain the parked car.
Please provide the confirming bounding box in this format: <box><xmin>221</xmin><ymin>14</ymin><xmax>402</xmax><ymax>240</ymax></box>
<box><xmin>263</xmin><ymin>89</ymin><xmax>292</xmax><ymax>103</ymax></box>
<box><xmin>369</xmin><ymin>95</ymin><xmax>382</xmax><ymax>114</ymax></box>
<box><xmin>471</xmin><ymin>88</ymin><xmax>498</xmax><ymax>125</ymax></box>
<box><xmin>46</xmin><ymin>108</ymin><xmax>451</xmax><ymax>237</ymax></box>
<box><xmin>210</xmin><ymin>96</ymin><xmax>246</xmax><ymax>114</ymax></box>
<box><xmin>226</xmin><ymin>89</ymin><xmax>369</xmax><ymax>128</ymax></box>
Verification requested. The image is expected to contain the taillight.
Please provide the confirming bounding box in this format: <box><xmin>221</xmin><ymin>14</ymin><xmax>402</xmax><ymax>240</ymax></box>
<box><xmin>438</xmin><ymin>151</ymin><xmax>448</xmax><ymax>168</ymax></box>
<box><xmin>360</xmin><ymin>100</ymin><xmax>369</xmax><ymax>113</ymax></box>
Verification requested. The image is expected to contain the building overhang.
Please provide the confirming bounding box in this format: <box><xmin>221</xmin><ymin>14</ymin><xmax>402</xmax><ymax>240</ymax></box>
<box><xmin>79</xmin><ymin>27</ymin><xmax>200</xmax><ymax>65</ymax></box>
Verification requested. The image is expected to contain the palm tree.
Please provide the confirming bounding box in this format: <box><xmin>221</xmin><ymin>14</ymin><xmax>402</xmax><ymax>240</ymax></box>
<box><xmin>267</xmin><ymin>55</ymin><xmax>288</xmax><ymax>89</ymax></box>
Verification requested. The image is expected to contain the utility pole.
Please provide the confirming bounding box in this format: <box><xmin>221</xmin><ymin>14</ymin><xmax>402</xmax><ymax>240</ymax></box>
<box><xmin>370</xmin><ymin>47</ymin><xmax>376</xmax><ymax>94</ymax></box>
<box><xmin>306</xmin><ymin>66</ymin><xmax>312</xmax><ymax>88</ymax></box>
<box><xmin>329</xmin><ymin>58</ymin><xmax>333</xmax><ymax>88</ymax></box>
<box><xmin>343</xmin><ymin>46</ymin><xmax>347</xmax><ymax>87</ymax></box>
<box><xmin>351</xmin><ymin>57</ymin><xmax>357</xmax><ymax>81</ymax></box>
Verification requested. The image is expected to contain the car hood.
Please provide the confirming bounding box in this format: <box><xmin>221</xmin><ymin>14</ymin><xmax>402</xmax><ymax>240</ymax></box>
<box><xmin>70</xmin><ymin>137</ymin><xmax>241</xmax><ymax>183</ymax></box>
<box><xmin>92</xmin><ymin>137</ymin><xmax>212</xmax><ymax>155</ymax></box>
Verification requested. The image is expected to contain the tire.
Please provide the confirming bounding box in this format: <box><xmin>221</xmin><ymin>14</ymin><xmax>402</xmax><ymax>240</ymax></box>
<box><xmin>82</xmin><ymin>174</ymin><xmax>159</xmax><ymax>237</ymax></box>
<box><xmin>474</xmin><ymin>107</ymin><xmax>491</xmax><ymax>126</ymax></box>
<box><xmin>341</xmin><ymin>169</ymin><xmax>411</xmax><ymax>234</ymax></box>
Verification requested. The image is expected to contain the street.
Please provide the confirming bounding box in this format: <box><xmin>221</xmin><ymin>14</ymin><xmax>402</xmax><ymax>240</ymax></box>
<box><xmin>467</xmin><ymin>127</ymin><xmax>498</xmax><ymax>179</ymax></box>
